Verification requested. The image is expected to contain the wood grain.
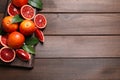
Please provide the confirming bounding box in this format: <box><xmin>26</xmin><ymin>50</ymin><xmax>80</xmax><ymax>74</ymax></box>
<box><xmin>0</xmin><ymin>58</ymin><xmax>120</xmax><ymax>80</ymax></box>
<box><xmin>1</xmin><ymin>0</ymin><xmax>120</xmax><ymax>80</ymax></box>
<box><xmin>0</xmin><ymin>13</ymin><xmax>3</xmax><ymax>24</ymax></box>
<box><xmin>36</xmin><ymin>36</ymin><xmax>120</xmax><ymax>58</ymax></box>
<box><xmin>44</xmin><ymin>14</ymin><xmax>120</xmax><ymax>35</ymax></box>
<box><xmin>0</xmin><ymin>0</ymin><xmax>8</xmax><ymax>13</ymax></box>
<box><xmin>42</xmin><ymin>0</ymin><xmax>120</xmax><ymax>12</ymax></box>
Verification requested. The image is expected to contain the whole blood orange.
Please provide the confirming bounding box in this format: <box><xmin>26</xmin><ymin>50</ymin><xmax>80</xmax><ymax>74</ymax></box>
<box><xmin>12</xmin><ymin>0</ymin><xmax>28</xmax><ymax>7</ymax></box>
<box><xmin>7</xmin><ymin>3</ymin><xmax>20</xmax><ymax>16</ymax></box>
<box><xmin>0</xmin><ymin>47</ymin><xmax>16</xmax><ymax>63</ymax></box>
<box><xmin>7</xmin><ymin>31</ymin><xmax>25</xmax><ymax>49</ymax></box>
<box><xmin>2</xmin><ymin>16</ymin><xmax>18</xmax><ymax>33</ymax></box>
<box><xmin>34</xmin><ymin>14</ymin><xmax>47</xmax><ymax>29</ymax></box>
<box><xmin>21</xmin><ymin>5</ymin><xmax>35</xmax><ymax>20</ymax></box>
<box><xmin>20</xmin><ymin>20</ymin><xmax>35</xmax><ymax>36</ymax></box>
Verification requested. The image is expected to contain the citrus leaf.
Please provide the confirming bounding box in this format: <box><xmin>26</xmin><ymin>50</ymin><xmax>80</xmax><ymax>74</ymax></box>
<box><xmin>0</xmin><ymin>29</ymin><xmax>2</xmax><ymax>35</ymax></box>
<box><xmin>22</xmin><ymin>45</ymin><xmax>35</xmax><ymax>54</ymax></box>
<box><xmin>25</xmin><ymin>37</ymin><xmax>39</xmax><ymax>46</ymax></box>
<box><xmin>30</xmin><ymin>0</ymin><xmax>43</xmax><ymax>6</ymax></box>
<box><xmin>0</xmin><ymin>29</ymin><xmax>6</xmax><ymax>35</ymax></box>
<box><xmin>31</xmin><ymin>0</ymin><xmax>42</xmax><ymax>3</ymax></box>
<box><xmin>28</xmin><ymin>0</ymin><xmax>43</xmax><ymax>9</ymax></box>
<box><xmin>12</xmin><ymin>15</ymin><xmax>24</xmax><ymax>23</ymax></box>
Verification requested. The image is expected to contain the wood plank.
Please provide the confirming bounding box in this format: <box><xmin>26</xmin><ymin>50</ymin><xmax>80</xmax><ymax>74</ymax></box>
<box><xmin>0</xmin><ymin>58</ymin><xmax>120</xmax><ymax>80</ymax></box>
<box><xmin>0</xmin><ymin>13</ymin><xmax>3</xmax><ymax>25</ymax></box>
<box><xmin>35</xmin><ymin>36</ymin><xmax>120</xmax><ymax>58</ymax></box>
<box><xmin>0</xmin><ymin>0</ymin><xmax>8</xmax><ymax>13</ymax></box>
<box><xmin>42</xmin><ymin>0</ymin><xmax>120</xmax><ymax>12</ymax></box>
<box><xmin>44</xmin><ymin>14</ymin><xmax>120</xmax><ymax>35</ymax></box>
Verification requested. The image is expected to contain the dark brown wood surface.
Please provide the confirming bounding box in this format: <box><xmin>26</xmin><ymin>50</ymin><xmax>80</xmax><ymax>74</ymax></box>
<box><xmin>0</xmin><ymin>0</ymin><xmax>8</xmax><ymax>13</ymax></box>
<box><xmin>0</xmin><ymin>58</ymin><xmax>120</xmax><ymax>80</ymax></box>
<box><xmin>36</xmin><ymin>36</ymin><xmax>120</xmax><ymax>58</ymax></box>
<box><xmin>41</xmin><ymin>0</ymin><xmax>120</xmax><ymax>12</ymax></box>
<box><xmin>0</xmin><ymin>0</ymin><xmax>120</xmax><ymax>80</ymax></box>
<box><xmin>44</xmin><ymin>14</ymin><xmax>120</xmax><ymax>35</ymax></box>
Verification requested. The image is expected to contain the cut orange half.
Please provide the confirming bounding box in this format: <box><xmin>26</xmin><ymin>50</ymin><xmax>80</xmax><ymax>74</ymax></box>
<box><xmin>34</xmin><ymin>14</ymin><xmax>47</xmax><ymax>29</ymax></box>
<box><xmin>21</xmin><ymin>5</ymin><xmax>35</xmax><ymax>20</ymax></box>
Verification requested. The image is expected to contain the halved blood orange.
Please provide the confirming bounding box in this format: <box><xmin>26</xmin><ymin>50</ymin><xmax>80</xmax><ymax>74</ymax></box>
<box><xmin>20</xmin><ymin>5</ymin><xmax>35</xmax><ymax>20</ymax></box>
<box><xmin>0</xmin><ymin>35</ymin><xmax>8</xmax><ymax>47</ymax></box>
<box><xmin>34</xmin><ymin>14</ymin><xmax>47</xmax><ymax>29</ymax></box>
<box><xmin>0</xmin><ymin>47</ymin><xmax>16</xmax><ymax>63</ymax></box>
<box><xmin>7</xmin><ymin>3</ymin><xmax>20</xmax><ymax>16</ymax></box>
<box><xmin>35</xmin><ymin>28</ymin><xmax>45</xmax><ymax>43</ymax></box>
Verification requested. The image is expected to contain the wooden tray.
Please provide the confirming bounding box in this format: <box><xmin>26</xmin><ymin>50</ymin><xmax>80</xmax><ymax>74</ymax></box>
<box><xmin>0</xmin><ymin>55</ymin><xmax>35</xmax><ymax>69</ymax></box>
<box><xmin>0</xmin><ymin>0</ymin><xmax>35</xmax><ymax>69</ymax></box>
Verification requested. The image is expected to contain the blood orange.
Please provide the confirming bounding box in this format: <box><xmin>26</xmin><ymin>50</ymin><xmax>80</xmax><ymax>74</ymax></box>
<box><xmin>7</xmin><ymin>3</ymin><xmax>20</xmax><ymax>16</ymax></box>
<box><xmin>2</xmin><ymin>16</ymin><xmax>18</xmax><ymax>33</ymax></box>
<box><xmin>12</xmin><ymin>0</ymin><xmax>28</xmax><ymax>8</ymax></box>
<box><xmin>7</xmin><ymin>31</ymin><xmax>25</xmax><ymax>49</ymax></box>
<box><xmin>0</xmin><ymin>35</ymin><xmax>8</xmax><ymax>47</ymax></box>
<box><xmin>19</xmin><ymin>20</ymin><xmax>35</xmax><ymax>36</ymax></box>
<box><xmin>35</xmin><ymin>29</ymin><xmax>45</xmax><ymax>43</ymax></box>
<box><xmin>0</xmin><ymin>47</ymin><xmax>16</xmax><ymax>63</ymax></box>
<box><xmin>21</xmin><ymin>5</ymin><xmax>35</xmax><ymax>20</ymax></box>
<box><xmin>16</xmin><ymin>49</ymin><xmax>31</xmax><ymax>61</ymax></box>
<box><xmin>34</xmin><ymin>14</ymin><xmax>47</xmax><ymax>29</ymax></box>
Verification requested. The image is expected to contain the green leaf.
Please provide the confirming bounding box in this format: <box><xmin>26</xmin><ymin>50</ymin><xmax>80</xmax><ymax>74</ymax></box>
<box><xmin>28</xmin><ymin>0</ymin><xmax>43</xmax><ymax>9</ymax></box>
<box><xmin>12</xmin><ymin>15</ymin><xmax>24</xmax><ymax>23</ymax></box>
<box><xmin>31</xmin><ymin>0</ymin><xmax>42</xmax><ymax>3</ymax></box>
<box><xmin>22</xmin><ymin>45</ymin><xmax>35</xmax><ymax>54</ymax></box>
<box><xmin>25</xmin><ymin>37</ymin><xmax>39</xmax><ymax>46</ymax></box>
<box><xmin>0</xmin><ymin>29</ymin><xmax>6</xmax><ymax>35</ymax></box>
<box><xmin>0</xmin><ymin>29</ymin><xmax>2</xmax><ymax>35</ymax></box>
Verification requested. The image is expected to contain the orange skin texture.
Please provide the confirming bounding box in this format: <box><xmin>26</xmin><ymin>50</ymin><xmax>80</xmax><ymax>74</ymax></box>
<box><xmin>12</xmin><ymin>0</ymin><xmax>28</xmax><ymax>7</ymax></box>
<box><xmin>7</xmin><ymin>31</ymin><xmax>25</xmax><ymax>49</ymax></box>
<box><xmin>2</xmin><ymin>16</ymin><xmax>18</xmax><ymax>33</ymax></box>
<box><xmin>20</xmin><ymin>20</ymin><xmax>36</xmax><ymax>36</ymax></box>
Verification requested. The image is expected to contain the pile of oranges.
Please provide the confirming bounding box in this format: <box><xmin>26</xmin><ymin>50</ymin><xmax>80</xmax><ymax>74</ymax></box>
<box><xmin>2</xmin><ymin>16</ymin><xmax>36</xmax><ymax>49</ymax></box>
<box><xmin>2</xmin><ymin>0</ymin><xmax>46</xmax><ymax>49</ymax></box>
<box><xmin>0</xmin><ymin>0</ymin><xmax>47</xmax><ymax>63</ymax></box>
<box><xmin>2</xmin><ymin>0</ymin><xmax>37</xmax><ymax>49</ymax></box>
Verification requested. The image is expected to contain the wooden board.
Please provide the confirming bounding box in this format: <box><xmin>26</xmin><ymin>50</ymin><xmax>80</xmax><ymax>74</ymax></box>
<box><xmin>0</xmin><ymin>58</ymin><xmax>120</xmax><ymax>80</ymax></box>
<box><xmin>41</xmin><ymin>0</ymin><xmax>120</xmax><ymax>12</ymax></box>
<box><xmin>0</xmin><ymin>0</ymin><xmax>7</xmax><ymax>13</ymax></box>
<box><xmin>44</xmin><ymin>14</ymin><xmax>120</xmax><ymax>35</ymax></box>
<box><xmin>0</xmin><ymin>55</ymin><xmax>35</xmax><ymax>69</ymax></box>
<box><xmin>35</xmin><ymin>36</ymin><xmax>120</xmax><ymax>58</ymax></box>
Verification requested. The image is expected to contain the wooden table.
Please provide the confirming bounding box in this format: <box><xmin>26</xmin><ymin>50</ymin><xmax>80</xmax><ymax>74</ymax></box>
<box><xmin>0</xmin><ymin>0</ymin><xmax>120</xmax><ymax>80</ymax></box>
